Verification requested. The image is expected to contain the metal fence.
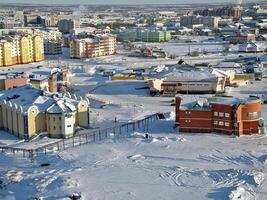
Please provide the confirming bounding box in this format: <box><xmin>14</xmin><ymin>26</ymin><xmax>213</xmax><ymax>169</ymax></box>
<box><xmin>0</xmin><ymin>113</ymin><xmax>160</xmax><ymax>158</ymax></box>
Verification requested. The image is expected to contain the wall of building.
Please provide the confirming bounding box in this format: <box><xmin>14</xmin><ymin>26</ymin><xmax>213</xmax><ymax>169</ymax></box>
<box><xmin>78</xmin><ymin>100</ymin><xmax>89</xmax><ymax>128</ymax></box>
<box><xmin>4</xmin><ymin>77</ymin><xmax>28</xmax><ymax>90</ymax></box>
<box><xmin>47</xmin><ymin>113</ymin><xmax>63</xmax><ymax>138</ymax></box>
<box><xmin>237</xmin><ymin>101</ymin><xmax>262</xmax><ymax>135</ymax></box>
<box><xmin>179</xmin><ymin>110</ymin><xmax>213</xmax><ymax>133</ymax></box>
<box><xmin>212</xmin><ymin>104</ymin><xmax>234</xmax><ymax>135</ymax></box>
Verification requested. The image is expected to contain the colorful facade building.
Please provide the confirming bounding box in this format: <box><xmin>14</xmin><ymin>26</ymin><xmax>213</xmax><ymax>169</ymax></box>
<box><xmin>0</xmin><ymin>85</ymin><xmax>90</xmax><ymax>139</ymax></box>
<box><xmin>114</xmin><ymin>29</ymin><xmax>171</xmax><ymax>42</ymax></box>
<box><xmin>0</xmin><ymin>34</ymin><xmax>44</xmax><ymax>67</ymax></box>
<box><xmin>175</xmin><ymin>96</ymin><xmax>264</xmax><ymax>136</ymax></box>
<box><xmin>69</xmin><ymin>34</ymin><xmax>116</xmax><ymax>59</ymax></box>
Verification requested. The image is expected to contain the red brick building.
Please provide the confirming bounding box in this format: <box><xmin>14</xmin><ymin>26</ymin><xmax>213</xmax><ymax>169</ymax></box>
<box><xmin>175</xmin><ymin>96</ymin><xmax>264</xmax><ymax>136</ymax></box>
<box><xmin>0</xmin><ymin>72</ymin><xmax>28</xmax><ymax>91</ymax></box>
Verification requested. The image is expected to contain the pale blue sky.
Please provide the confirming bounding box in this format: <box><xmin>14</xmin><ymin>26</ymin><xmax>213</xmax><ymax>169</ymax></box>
<box><xmin>0</xmin><ymin>0</ymin><xmax>259</xmax><ymax>5</ymax></box>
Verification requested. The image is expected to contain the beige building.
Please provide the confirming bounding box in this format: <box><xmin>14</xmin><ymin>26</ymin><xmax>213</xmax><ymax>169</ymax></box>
<box><xmin>70</xmin><ymin>34</ymin><xmax>116</xmax><ymax>59</ymax></box>
<box><xmin>0</xmin><ymin>85</ymin><xmax>90</xmax><ymax>139</ymax></box>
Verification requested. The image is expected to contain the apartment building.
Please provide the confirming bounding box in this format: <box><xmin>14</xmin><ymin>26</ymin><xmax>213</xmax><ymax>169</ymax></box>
<box><xmin>44</xmin><ymin>39</ymin><xmax>62</xmax><ymax>55</ymax></box>
<box><xmin>69</xmin><ymin>34</ymin><xmax>116</xmax><ymax>59</ymax></box>
<box><xmin>114</xmin><ymin>29</ymin><xmax>171</xmax><ymax>42</ymax></box>
<box><xmin>180</xmin><ymin>15</ymin><xmax>220</xmax><ymax>28</ymax></box>
<box><xmin>0</xmin><ymin>85</ymin><xmax>90</xmax><ymax>139</ymax></box>
<box><xmin>58</xmin><ymin>19</ymin><xmax>80</xmax><ymax>34</ymax></box>
<box><xmin>14</xmin><ymin>28</ymin><xmax>62</xmax><ymax>41</ymax></box>
<box><xmin>0</xmin><ymin>34</ymin><xmax>44</xmax><ymax>67</ymax></box>
<box><xmin>175</xmin><ymin>96</ymin><xmax>264</xmax><ymax>136</ymax></box>
<box><xmin>0</xmin><ymin>20</ymin><xmax>22</xmax><ymax>29</ymax></box>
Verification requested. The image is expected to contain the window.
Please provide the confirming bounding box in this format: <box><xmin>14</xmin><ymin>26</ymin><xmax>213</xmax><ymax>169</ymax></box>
<box><xmin>214</xmin><ymin>112</ymin><xmax>218</xmax><ymax>116</ymax></box>
<box><xmin>59</xmin><ymin>116</ymin><xmax>61</xmax><ymax>120</ymax></box>
<box><xmin>214</xmin><ymin>121</ymin><xmax>218</xmax><ymax>125</ymax></box>
<box><xmin>219</xmin><ymin>121</ymin><xmax>224</xmax><ymax>126</ymax></box>
<box><xmin>219</xmin><ymin>112</ymin><xmax>224</xmax><ymax>117</ymax></box>
<box><xmin>244</xmin><ymin>112</ymin><xmax>260</xmax><ymax>117</ymax></box>
<box><xmin>225</xmin><ymin>122</ymin><xmax>230</xmax><ymax>127</ymax></box>
<box><xmin>225</xmin><ymin>113</ymin><xmax>230</xmax><ymax>118</ymax></box>
<box><xmin>53</xmin><ymin>117</ymin><xmax>55</xmax><ymax>121</ymax></box>
<box><xmin>53</xmin><ymin>126</ymin><xmax>56</xmax><ymax>130</ymax></box>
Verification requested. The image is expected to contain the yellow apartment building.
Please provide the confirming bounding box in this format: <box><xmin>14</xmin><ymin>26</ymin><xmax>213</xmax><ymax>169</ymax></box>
<box><xmin>0</xmin><ymin>34</ymin><xmax>44</xmax><ymax>67</ymax></box>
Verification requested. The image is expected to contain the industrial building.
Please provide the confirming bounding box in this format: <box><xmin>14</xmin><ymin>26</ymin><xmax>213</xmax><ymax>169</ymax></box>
<box><xmin>175</xmin><ymin>96</ymin><xmax>264</xmax><ymax>136</ymax></box>
<box><xmin>0</xmin><ymin>85</ymin><xmax>90</xmax><ymax>139</ymax></box>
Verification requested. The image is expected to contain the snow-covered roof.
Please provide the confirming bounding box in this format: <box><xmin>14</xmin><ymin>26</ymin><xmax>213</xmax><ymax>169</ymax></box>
<box><xmin>179</xmin><ymin>96</ymin><xmax>260</xmax><ymax>110</ymax></box>
<box><xmin>0</xmin><ymin>85</ymin><xmax>84</xmax><ymax>113</ymax></box>
<box><xmin>164</xmin><ymin>71</ymin><xmax>217</xmax><ymax>82</ymax></box>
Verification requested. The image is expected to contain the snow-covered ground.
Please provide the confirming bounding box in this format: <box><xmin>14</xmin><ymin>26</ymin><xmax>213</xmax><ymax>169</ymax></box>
<box><xmin>1</xmin><ymin>117</ymin><xmax>267</xmax><ymax>200</ymax></box>
<box><xmin>0</xmin><ymin>41</ymin><xmax>267</xmax><ymax>199</ymax></box>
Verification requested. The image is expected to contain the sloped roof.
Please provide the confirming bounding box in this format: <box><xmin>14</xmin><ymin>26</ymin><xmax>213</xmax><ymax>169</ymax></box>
<box><xmin>0</xmin><ymin>85</ymin><xmax>83</xmax><ymax>114</ymax></box>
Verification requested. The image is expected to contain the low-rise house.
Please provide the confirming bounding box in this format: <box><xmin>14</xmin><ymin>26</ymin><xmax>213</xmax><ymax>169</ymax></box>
<box><xmin>175</xmin><ymin>96</ymin><xmax>264</xmax><ymax>136</ymax></box>
<box><xmin>0</xmin><ymin>72</ymin><xmax>27</xmax><ymax>90</ymax></box>
<box><xmin>28</xmin><ymin>67</ymin><xmax>69</xmax><ymax>93</ymax></box>
<box><xmin>0</xmin><ymin>85</ymin><xmax>90</xmax><ymax>139</ymax></box>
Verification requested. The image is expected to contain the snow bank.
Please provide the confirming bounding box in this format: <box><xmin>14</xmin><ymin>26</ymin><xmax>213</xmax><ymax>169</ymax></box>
<box><xmin>253</xmin><ymin>172</ymin><xmax>265</xmax><ymax>185</ymax></box>
<box><xmin>229</xmin><ymin>187</ymin><xmax>255</xmax><ymax>200</ymax></box>
<box><xmin>6</xmin><ymin>170</ymin><xmax>23</xmax><ymax>183</ymax></box>
<box><xmin>128</xmin><ymin>154</ymin><xmax>145</xmax><ymax>162</ymax></box>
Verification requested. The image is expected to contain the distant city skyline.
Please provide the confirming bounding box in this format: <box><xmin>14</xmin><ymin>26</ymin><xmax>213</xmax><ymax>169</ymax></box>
<box><xmin>0</xmin><ymin>0</ymin><xmax>261</xmax><ymax>5</ymax></box>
